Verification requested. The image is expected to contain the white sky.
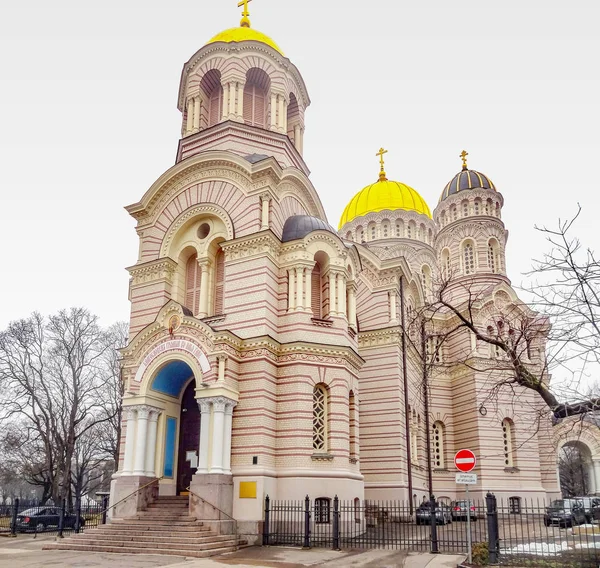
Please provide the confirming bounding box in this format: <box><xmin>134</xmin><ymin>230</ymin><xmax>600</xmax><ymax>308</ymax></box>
<box><xmin>0</xmin><ymin>0</ymin><xmax>598</xmax><ymax>331</ymax></box>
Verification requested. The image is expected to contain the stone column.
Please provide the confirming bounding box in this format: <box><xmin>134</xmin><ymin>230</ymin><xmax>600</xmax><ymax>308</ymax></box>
<box><xmin>260</xmin><ymin>193</ymin><xmax>271</xmax><ymax>230</ymax></box>
<box><xmin>278</xmin><ymin>96</ymin><xmax>285</xmax><ymax>132</ymax></box>
<box><xmin>293</xmin><ymin>124</ymin><xmax>301</xmax><ymax>150</ymax></box>
<box><xmin>145</xmin><ymin>408</ymin><xmax>160</xmax><ymax>477</ymax></box>
<box><xmin>222</xmin><ymin>401</ymin><xmax>237</xmax><ymax>475</ymax></box>
<box><xmin>329</xmin><ymin>271</ymin><xmax>337</xmax><ymax>316</ymax></box>
<box><xmin>270</xmin><ymin>93</ymin><xmax>277</xmax><ymax>130</ymax></box>
<box><xmin>593</xmin><ymin>460</ymin><xmax>600</xmax><ymax>495</ymax></box>
<box><xmin>210</xmin><ymin>398</ymin><xmax>227</xmax><ymax>474</ymax></box>
<box><xmin>288</xmin><ymin>268</ymin><xmax>296</xmax><ymax>311</ymax></box>
<box><xmin>196</xmin><ymin>400</ymin><xmax>211</xmax><ymax>474</ymax></box>
<box><xmin>299</xmin><ymin>127</ymin><xmax>304</xmax><ymax>154</ymax></box>
<box><xmin>121</xmin><ymin>407</ymin><xmax>137</xmax><ymax>475</ymax></box>
<box><xmin>222</xmin><ymin>83</ymin><xmax>230</xmax><ymax>120</ymax></box>
<box><xmin>236</xmin><ymin>82</ymin><xmax>245</xmax><ymax>121</ymax></box>
<box><xmin>228</xmin><ymin>82</ymin><xmax>236</xmax><ymax>120</ymax></box>
<box><xmin>347</xmin><ymin>282</ymin><xmax>357</xmax><ymax>329</ymax></box>
<box><xmin>389</xmin><ymin>290</ymin><xmax>398</xmax><ymax>323</ymax></box>
<box><xmin>337</xmin><ymin>273</ymin><xmax>346</xmax><ymax>318</ymax></box>
<box><xmin>193</xmin><ymin>97</ymin><xmax>201</xmax><ymax>132</ymax></box>
<box><xmin>185</xmin><ymin>99</ymin><xmax>194</xmax><ymax>135</ymax></box>
<box><xmin>198</xmin><ymin>259</ymin><xmax>210</xmax><ymax>318</ymax></box>
<box><xmin>295</xmin><ymin>267</ymin><xmax>304</xmax><ymax>312</ymax></box>
<box><xmin>217</xmin><ymin>354</ymin><xmax>227</xmax><ymax>383</ymax></box>
<box><xmin>305</xmin><ymin>265</ymin><xmax>312</xmax><ymax>311</ymax></box>
<box><xmin>132</xmin><ymin>406</ymin><xmax>150</xmax><ymax>476</ymax></box>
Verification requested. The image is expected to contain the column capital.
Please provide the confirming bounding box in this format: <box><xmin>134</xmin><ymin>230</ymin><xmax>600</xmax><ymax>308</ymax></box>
<box><xmin>197</xmin><ymin>257</ymin><xmax>211</xmax><ymax>270</ymax></box>
<box><xmin>347</xmin><ymin>280</ymin><xmax>357</xmax><ymax>293</ymax></box>
<box><xmin>224</xmin><ymin>400</ymin><xmax>238</xmax><ymax>416</ymax></box>
<box><xmin>197</xmin><ymin>399</ymin><xmax>211</xmax><ymax>414</ymax></box>
<box><xmin>260</xmin><ymin>192</ymin><xmax>272</xmax><ymax>203</ymax></box>
<box><xmin>216</xmin><ymin>353</ymin><xmax>229</xmax><ymax>362</ymax></box>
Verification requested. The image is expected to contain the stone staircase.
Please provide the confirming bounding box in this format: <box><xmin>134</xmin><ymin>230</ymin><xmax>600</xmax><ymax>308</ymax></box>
<box><xmin>43</xmin><ymin>495</ymin><xmax>246</xmax><ymax>558</ymax></box>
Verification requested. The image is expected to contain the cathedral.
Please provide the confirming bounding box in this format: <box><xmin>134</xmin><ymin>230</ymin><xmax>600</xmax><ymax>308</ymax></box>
<box><xmin>110</xmin><ymin>3</ymin><xmax>560</xmax><ymax>543</ymax></box>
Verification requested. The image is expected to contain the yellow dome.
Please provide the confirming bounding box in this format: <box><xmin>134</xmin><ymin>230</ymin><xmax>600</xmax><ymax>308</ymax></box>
<box><xmin>339</xmin><ymin>179</ymin><xmax>432</xmax><ymax>229</ymax></box>
<box><xmin>206</xmin><ymin>27</ymin><xmax>284</xmax><ymax>55</ymax></box>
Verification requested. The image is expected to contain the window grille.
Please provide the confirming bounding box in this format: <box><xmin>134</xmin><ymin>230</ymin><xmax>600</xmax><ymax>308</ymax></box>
<box><xmin>502</xmin><ymin>419</ymin><xmax>514</xmax><ymax>467</ymax></box>
<box><xmin>463</xmin><ymin>242</ymin><xmax>475</xmax><ymax>274</ymax></box>
<box><xmin>313</xmin><ymin>386</ymin><xmax>327</xmax><ymax>451</ymax></box>
<box><xmin>315</xmin><ymin>498</ymin><xmax>331</xmax><ymax>524</ymax></box>
<box><xmin>432</xmin><ymin>421</ymin><xmax>445</xmax><ymax>468</ymax></box>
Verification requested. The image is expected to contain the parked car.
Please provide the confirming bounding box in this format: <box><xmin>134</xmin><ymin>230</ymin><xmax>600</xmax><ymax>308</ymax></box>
<box><xmin>451</xmin><ymin>500</ymin><xmax>477</xmax><ymax>521</ymax></box>
<box><xmin>15</xmin><ymin>507</ymin><xmax>83</xmax><ymax>532</ymax></box>
<box><xmin>571</xmin><ymin>496</ymin><xmax>600</xmax><ymax>522</ymax></box>
<box><xmin>415</xmin><ymin>502</ymin><xmax>452</xmax><ymax>525</ymax></box>
<box><xmin>544</xmin><ymin>499</ymin><xmax>586</xmax><ymax>528</ymax></box>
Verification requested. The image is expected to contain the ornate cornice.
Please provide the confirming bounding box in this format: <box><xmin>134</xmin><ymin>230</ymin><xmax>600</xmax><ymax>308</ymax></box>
<box><xmin>127</xmin><ymin>257</ymin><xmax>177</xmax><ymax>286</ymax></box>
<box><xmin>358</xmin><ymin>327</ymin><xmax>402</xmax><ymax>349</ymax></box>
<box><xmin>220</xmin><ymin>230</ymin><xmax>281</xmax><ymax>262</ymax></box>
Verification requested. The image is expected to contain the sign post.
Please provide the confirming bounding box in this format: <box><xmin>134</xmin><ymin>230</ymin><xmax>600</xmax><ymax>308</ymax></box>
<box><xmin>455</xmin><ymin>449</ymin><xmax>477</xmax><ymax>565</ymax></box>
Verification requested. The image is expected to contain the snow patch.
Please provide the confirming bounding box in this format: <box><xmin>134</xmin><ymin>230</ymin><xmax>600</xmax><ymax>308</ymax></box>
<box><xmin>502</xmin><ymin>541</ymin><xmax>570</xmax><ymax>556</ymax></box>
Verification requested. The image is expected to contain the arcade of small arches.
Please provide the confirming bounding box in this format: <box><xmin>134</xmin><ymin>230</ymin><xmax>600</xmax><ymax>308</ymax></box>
<box><xmin>182</xmin><ymin>66</ymin><xmax>305</xmax><ymax>154</ymax></box>
<box><xmin>436</xmin><ymin>195</ymin><xmax>503</xmax><ymax>228</ymax></box>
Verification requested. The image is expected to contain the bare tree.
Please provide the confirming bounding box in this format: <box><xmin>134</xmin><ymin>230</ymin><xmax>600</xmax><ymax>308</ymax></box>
<box><xmin>417</xmin><ymin>207</ymin><xmax>599</xmax><ymax>419</ymax></box>
<box><xmin>559</xmin><ymin>445</ymin><xmax>590</xmax><ymax>497</ymax></box>
<box><xmin>0</xmin><ymin>309</ymin><xmax>128</xmax><ymax>504</ymax></box>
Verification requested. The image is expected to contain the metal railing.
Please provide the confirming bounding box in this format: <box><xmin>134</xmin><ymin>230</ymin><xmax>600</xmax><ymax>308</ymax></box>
<box><xmin>264</xmin><ymin>494</ymin><xmax>600</xmax><ymax>567</ymax></box>
<box><xmin>186</xmin><ymin>485</ymin><xmax>239</xmax><ymax>550</ymax></box>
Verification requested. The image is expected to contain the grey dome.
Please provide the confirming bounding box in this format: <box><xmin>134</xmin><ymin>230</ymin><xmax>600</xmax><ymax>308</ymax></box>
<box><xmin>439</xmin><ymin>169</ymin><xmax>496</xmax><ymax>202</ymax></box>
<box><xmin>282</xmin><ymin>215</ymin><xmax>335</xmax><ymax>242</ymax></box>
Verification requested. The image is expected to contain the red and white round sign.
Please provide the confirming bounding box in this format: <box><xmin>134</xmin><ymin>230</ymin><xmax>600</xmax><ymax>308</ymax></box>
<box><xmin>454</xmin><ymin>449</ymin><xmax>476</xmax><ymax>473</ymax></box>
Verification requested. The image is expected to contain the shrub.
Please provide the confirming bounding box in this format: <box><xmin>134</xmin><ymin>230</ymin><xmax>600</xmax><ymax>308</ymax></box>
<box><xmin>471</xmin><ymin>541</ymin><xmax>489</xmax><ymax>565</ymax></box>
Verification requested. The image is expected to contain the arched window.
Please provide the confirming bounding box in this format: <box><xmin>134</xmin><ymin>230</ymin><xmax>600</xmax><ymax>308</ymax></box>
<box><xmin>462</xmin><ymin>201</ymin><xmax>469</xmax><ymax>218</ymax></box>
<box><xmin>346</xmin><ymin>231</ymin><xmax>352</xmax><ymax>241</ymax></box>
<box><xmin>488</xmin><ymin>239</ymin><xmax>500</xmax><ymax>273</ymax></box>
<box><xmin>185</xmin><ymin>253</ymin><xmax>202</xmax><ymax>315</ymax></box>
<box><xmin>243</xmin><ymin>68</ymin><xmax>270</xmax><ymax>128</ymax></box>
<box><xmin>354</xmin><ymin>497</ymin><xmax>361</xmax><ymax>523</ymax></box>
<box><xmin>369</xmin><ymin>223</ymin><xmax>376</xmax><ymax>240</ymax></box>
<box><xmin>440</xmin><ymin>211</ymin><xmax>446</xmax><ymax>227</ymax></box>
<box><xmin>311</xmin><ymin>261</ymin><xmax>323</xmax><ymax>318</ymax></box>
<box><xmin>395</xmin><ymin>220</ymin><xmax>404</xmax><ymax>237</ymax></box>
<box><xmin>382</xmin><ymin>220</ymin><xmax>390</xmax><ymax>238</ymax></box>
<box><xmin>441</xmin><ymin>249</ymin><xmax>451</xmax><ymax>278</ymax></box>
<box><xmin>502</xmin><ymin>418</ymin><xmax>515</xmax><ymax>467</ymax></box>
<box><xmin>495</xmin><ymin>202</ymin><xmax>501</xmax><ymax>218</ymax></box>
<box><xmin>485</xmin><ymin>199</ymin><xmax>493</xmax><ymax>215</ymax></box>
<box><xmin>407</xmin><ymin>221</ymin><xmax>415</xmax><ymax>239</ymax></box>
<box><xmin>432</xmin><ymin>421</ymin><xmax>445</xmax><ymax>469</ymax></box>
<box><xmin>426</xmin><ymin>336</ymin><xmax>442</xmax><ymax>364</ymax></box>
<box><xmin>462</xmin><ymin>240</ymin><xmax>475</xmax><ymax>275</ymax></box>
<box><xmin>421</xmin><ymin>265</ymin><xmax>431</xmax><ymax>297</ymax></box>
<box><xmin>213</xmin><ymin>249</ymin><xmax>225</xmax><ymax>315</ymax></box>
<box><xmin>349</xmin><ymin>391</ymin><xmax>357</xmax><ymax>461</ymax></box>
<box><xmin>474</xmin><ymin>199</ymin><xmax>481</xmax><ymax>215</ymax></box>
<box><xmin>200</xmin><ymin>70</ymin><xmax>223</xmax><ymax>129</ymax></box>
<box><xmin>287</xmin><ymin>92</ymin><xmax>300</xmax><ymax>140</ymax></box>
<box><xmin>356</xmin><ymin>226</ymin><xmax>364</xmax><ymax>242</ymax></box>
<box><xmin>451</xmin><ymin>206</ymin><xmax>458</xmax><ymax>221</ymax></box>
<box><xmin>313</xmin><ymin>384</ymin><xmax>328</xmax><ymax>451</ymax></box>
<box><xmin>428</xmin><ymin>228</ymin><xmax>433</xmax><ymax>245</ymax></box>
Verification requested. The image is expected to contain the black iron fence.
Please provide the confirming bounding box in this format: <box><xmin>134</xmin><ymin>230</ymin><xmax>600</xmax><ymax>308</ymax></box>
<box><xmin>264</xmin><ymin>494</ymin><xmax>600</xmax><ymax>567</ymax></box>
<box><xmin>0</xmin><ymin>496</ymin><xmax>109</xmax><ymax>537</ymax></box>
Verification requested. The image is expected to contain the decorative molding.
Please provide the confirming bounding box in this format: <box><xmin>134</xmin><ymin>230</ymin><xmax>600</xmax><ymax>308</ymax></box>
<box><xmin>220</xmin><ymin>231</ymin><xmax>281</xmax><ymax>262</ymax></box>
<box><xmin>127</xmin><ymin>258</ymin><xmax>177</xmax><ymax>286</ymax></box>
<box><xmin>311</xmin><ymin>453</ymin><xmax>334</xmax><ymax>462</ymax></box>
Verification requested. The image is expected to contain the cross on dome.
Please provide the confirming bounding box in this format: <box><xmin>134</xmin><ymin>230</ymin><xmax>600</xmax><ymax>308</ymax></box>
<box><xmin>460</xmin><ymin>150</ymin><xmax>469</xmax><ymax>171</ymax></box>
<box><xmin>376</xmin><ymin>147</ymin><xmax>388</xmax><ymax>182</ymax></box>
<box><xmin>238</xmin><ymin>0</ymin><xmax>253</xmax><ymax>28</ymax></box>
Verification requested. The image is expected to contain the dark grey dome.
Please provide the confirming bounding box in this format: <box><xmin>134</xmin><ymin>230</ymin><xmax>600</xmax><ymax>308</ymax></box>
<box><xmin>282</xmin><ymin>215</ymin><xmax>335</xmax><ymax>242</ymax></box>
<box><xmin>439</xmin><ymin>168</ymin><xmax>496</xmax><ymax>202</ymax></box>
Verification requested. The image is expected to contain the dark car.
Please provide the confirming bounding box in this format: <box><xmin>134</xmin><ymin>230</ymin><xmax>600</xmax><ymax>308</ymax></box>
<box><xmin>15</xmin><ymin>507</ymin><xmax>83</xmax><ymax>532</ymax></box>
<box><xmin>571</xmin><ymin>496</ymin><xmax>600</xmax><ymax>522</ymax></box>
<box><xmin>451</xmin><ymin>500</ymin><xmax>477</xmax><ymax>521</ymax></box>
<box><xmin>544</xmin><ymin>499</ymin><xmax>586</xmax><ymax>528</ymax></box>
<box><xmin>415</xmin><ymin>502</ymin><xmax>452</xmax><ymax>525</ymax></box>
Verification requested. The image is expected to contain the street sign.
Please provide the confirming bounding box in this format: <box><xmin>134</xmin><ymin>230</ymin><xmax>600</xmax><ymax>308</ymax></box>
<box><xmin>454</xmin><ymin>449</ymin><xmax>476</xmax><ymax>473</ymax></box>
<box><xmin>456</xmin><ymin>473</ymin><xmax>477</xmax><ymax>485</ymax></box>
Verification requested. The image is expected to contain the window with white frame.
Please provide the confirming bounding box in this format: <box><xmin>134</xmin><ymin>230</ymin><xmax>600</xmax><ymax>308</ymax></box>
<box><xmin>315</xmin><ymin>497</ymin><xmax>331</xmax><ymax>524</ymax></box>
<box><xmin>462</xmin><ymin>201</ymin><xmax>469</xmax><ymax>217</ymax></box>
<box><xmin>432</xmin><ymin>421</ymin><xmax>445</xmax><ymax>469</ymax></box>
<box><xmin>488</xmin><ymin>239</ymin><xmax>499</xmax><ymax>273</ymax></box>
<box><xmin>441</xmin><ymin>249</ymin><xmax>451</xmax><ymax>278</ymax></box>
<box><xmin>502</xmin><ymin>418</ymin><xmax>515</xmax><ymax>467</ymax></box>
<box><xmin>463</xmin><ymin>241</ymin><xmax>475</xmax><ymax>275</ymax></box>
<box><xmin>313</xmin><ymin>385</ymin><xmax>328</xmax><ymax>451</ymax></box>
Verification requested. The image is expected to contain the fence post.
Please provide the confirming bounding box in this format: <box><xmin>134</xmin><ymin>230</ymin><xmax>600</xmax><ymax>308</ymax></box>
<box><xmin>303</xmin><ymin>495</ymin><xmax>311</xmax><ymax>549</ymax></box>
<box><xmin>75</xmin><ymin>495</ymin><xmax>82</xmax><ymax>534</ymax></box>
<box><xmin>263</xmin><ymin>495</ymin><xmax>270</xmax><ymax>546</ymax></box>
<box><xmin>486</xmin><ymin>492</ymin><xmax>499</xmax><ymax>564</ymax></box>
<box><xmin>57</xmin><ymin>497</ymin><xmax>66</xmax><ymax>538</ymax></box>
<box><xmin>101</xmin><ymin>495</ymin><xmax>109</xmax><ymax>525</ymax></box>
<box><xmin>10</xmin><ymin>498</ymin><xmax>19</xmax><ymax>537</ymax></box>
<box><xmin>429</xmin><ymin>494</ymin><xmax>439</xmax><ymax>554</ymax></box>
<box><xmin>332</xmin><ymin>495</ymin><xmax>340</xmax><ymax>550</ymax></box>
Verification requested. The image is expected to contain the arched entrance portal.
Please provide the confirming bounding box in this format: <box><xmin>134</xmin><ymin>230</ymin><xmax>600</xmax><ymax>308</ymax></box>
<box><xmin>178</xmin><ymin>381</ymin><xmax>200</xmax><ymax>494</ymax></box>
<box><xmin>559</xmin><ymin>441</ymin><xmax>594</xmax><ymax>496</ymax></box>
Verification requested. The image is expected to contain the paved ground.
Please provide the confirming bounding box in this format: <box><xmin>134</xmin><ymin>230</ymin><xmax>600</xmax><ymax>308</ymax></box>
<box><xmin>0</xmin><ymin>534</ymin><xmax>465</xmax><ymax>568</ymax></box>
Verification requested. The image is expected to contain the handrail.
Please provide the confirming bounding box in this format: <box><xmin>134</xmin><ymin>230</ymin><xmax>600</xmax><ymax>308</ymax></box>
<box><xmin>186</xmin><ymin>485</ymin><xmax>238</xmax><ymax>550</ymax></box>
<box><xmin>98</xmin><ymin>476</ymin><xmax>163</xmax><ymax>519</ymax></box>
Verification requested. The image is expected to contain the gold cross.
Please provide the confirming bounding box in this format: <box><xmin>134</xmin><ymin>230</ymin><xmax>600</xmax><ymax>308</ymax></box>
<box><xmin>376</xmin><ymin>147</ymin><xmax>388</xmax><ymax>181</ymax></box>
<box><xmin>238</xmin><ymin>0</ymin><xmax>252</xmax><ymax>27</ymax></box>
<box><xmin>460</xmin><ymin>150</ymin><xmax>469</xmax><ymax>170</ymax></box>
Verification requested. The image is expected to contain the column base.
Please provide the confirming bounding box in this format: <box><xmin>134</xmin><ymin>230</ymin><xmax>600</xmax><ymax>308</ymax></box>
<box><xmin>109</xmin><ymin>475</ymin><xmax>158</xmax><ymax>519</ymax></box>
<box><xmin>189</xmin><ymin>473</ymin><xmax>233</xmax><ymax>520</ymax></box>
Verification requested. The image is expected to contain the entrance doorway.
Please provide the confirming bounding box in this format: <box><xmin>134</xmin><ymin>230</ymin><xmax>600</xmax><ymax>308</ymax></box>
<box><xmin>177</xmin><ymin>381</ymin><xmax>200</xmax><ymax>494</ymax></box>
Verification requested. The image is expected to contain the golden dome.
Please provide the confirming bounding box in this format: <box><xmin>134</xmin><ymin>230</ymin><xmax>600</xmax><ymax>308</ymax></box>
<box><xmin>339</xmin><ymin>179</ymin><xmax>432</xmax><ymax>229</ymax></box>
<box><xmin>206</xmin><ymin>27</ymin><xmax>284</xmax><ymax>55</ymax></box>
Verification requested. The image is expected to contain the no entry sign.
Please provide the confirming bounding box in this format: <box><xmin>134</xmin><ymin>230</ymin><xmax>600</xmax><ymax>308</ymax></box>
<box><xmin>454</xmin><ymin>449</ymin><xmax>476</xmax><ymax>473</ymax></box>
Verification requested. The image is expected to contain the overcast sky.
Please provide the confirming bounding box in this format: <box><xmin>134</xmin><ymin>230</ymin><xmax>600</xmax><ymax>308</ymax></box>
<box><xmin>0</xmin><ymin>0</ymin><xmax>598</xmax><ymax>331</ymax></box>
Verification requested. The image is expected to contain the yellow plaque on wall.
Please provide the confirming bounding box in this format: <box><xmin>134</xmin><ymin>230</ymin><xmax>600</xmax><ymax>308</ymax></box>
<box><xmin>239</xmin><ymin>481</ymin><xmax>257</xmax><ymax>499</ymax></box>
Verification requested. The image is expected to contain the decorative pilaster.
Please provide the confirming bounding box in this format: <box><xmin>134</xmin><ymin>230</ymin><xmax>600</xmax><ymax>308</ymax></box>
<box><xmin>198</xmin><ymin>259</ymin><xmax>210</xmax><ymax>318</ymax></box>
<box><xmin>235</xmin><ymin>82</ymin><xmax>245</xmax><ymax>121</ymax></box>
<box><xmin>228</xmin><ymin>81</ymin><xmax>237</xmax><ymax>120</ymax></box>
<box><xmin>222</xmin><ymin>83</ymin><xmax>230</xmax><ymax>120</ymax></box>
<box><xmin>196</xmin><ymin>400</ymin><xmax>211</xmax><ymax>474</ymax></box>
<box><xmin>328</xmin><ymin>271</ymin><xmax>337</xmax><ymax>316</ymax></box>
<box><xmin>295</xmin><ymin>266</ymin><xmax>304</xmax><ymax>312</ymax></box>
<box><xmin>277</xmin><ymin>95</ymin><xmax>286</xmax><ymax>133</ymax></box>
<box><xmin>185</xmin><ymin>99</ymin><xmax>194</xmax><ymax>135</ymax></box>
<box><xmin>260</xmin><ymin>193</ymin><xmax>271</xmax><ymax>231</ymax></box>
<box><xmin>210</xmin><ymin>398</ymin><xmax>227</xmax><ymax>474</ymax></box>
<box><xmin>122</xmin><ymin>406</ymin><xmax>137</xmax><ymax>475</ymax></box>
<box><xmin>193</xmin><ymin>96</ymin><xmax>201</xmax><ymax>132</ymax></box>
<box><xmin>304</xmin><ymin>264</ymin><xmax>313</xmax><ymax>310</ymax></box>
<box><xmin>288</xmin><ymin>268</ymin><xmax>296</xmax><ymax>311</ymax></box>
<box><xmin>270</xmin><ymin>93</ymin><xmax>277</xmax><ymax>130</ymax></box>
<box><xmin>216</xmin><ymin>354</ymin><xmax>228</xmax><ymax>383</ymax></box>
<box><xmin>132</xmin><ymin>406</ymin><xmax>150</xmax><ymax>476</ymax></box>
<box><xmin>337</xmin><ymin>273</ymin><xmax>346</xmax><ymax>318</ymax></box>
<box><xmin>389</xmin><ymin>290</ymin><xmax>398</xmax><ymax>323</ymax></box>
<box><xmin>347</xmin><ymin>282</ymin><xmax>357</xmax><ymax>330</ymax></box>
<box><xmin>144</xmin><ymin>408</ymin><xmax>161</xmax><ymax>477</ymax></box>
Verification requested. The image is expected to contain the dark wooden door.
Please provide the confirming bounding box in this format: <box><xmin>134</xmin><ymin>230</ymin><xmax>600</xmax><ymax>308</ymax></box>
<box><xmin>177</xmin><ymin>381</ymin><xmax>200</xmax><ymax>494</ymax></box>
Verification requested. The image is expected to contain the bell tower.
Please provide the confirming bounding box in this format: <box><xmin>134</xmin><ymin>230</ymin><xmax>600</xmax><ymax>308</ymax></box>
<box><xmin>176</xmin><ymin>2</ymin><xmax>311</xmax><ymax>173</ymax></box>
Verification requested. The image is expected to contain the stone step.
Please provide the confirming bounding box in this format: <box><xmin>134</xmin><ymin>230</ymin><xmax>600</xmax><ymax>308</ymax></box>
<box><xmin>125</xmin><ymin>513</ymin><xmax>196</xmax><ymax>521</ymax></box>
<box><xmin>147</xmin><ymin>503</ymin><xmax>188</xmax><ymax>509</ymax></box>
<box><xmin>98</xmin><ymin>524</ymin><xmax>209</xmax><ymax>534</ymax></box>
<box><xmin>71</xmin><ymin>532</ymin><xmax>235</xmax><ymax>545</ymax></box>
<box><xmin>43</xmin><ymin>542</ymin><xmax>239</xmax><ymax>558</ymax></box>
<box><xmin>114</xmin><ymin>519</ymin><xmax>203</xmax><ymax>527</ymax></box>
<box><xmin>61</xmin><ymin>537</ymin><xmax>238</xmax><ymax>552</ymax></box>
<box><xmin>92</xmin><ymin>528</ymin><xmax>211</xmax><ymax>538</ymax></box>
